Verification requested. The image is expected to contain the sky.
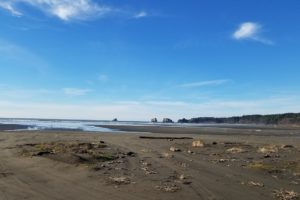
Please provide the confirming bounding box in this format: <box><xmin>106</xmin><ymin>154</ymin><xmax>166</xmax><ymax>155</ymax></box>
<box><xmin>0</xmin><ymin>0</ymin><xmax>300</xmax><ymax>121</ymax></box>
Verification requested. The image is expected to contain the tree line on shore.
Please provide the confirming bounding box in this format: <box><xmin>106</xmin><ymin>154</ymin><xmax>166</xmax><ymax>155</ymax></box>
<box><xmin>177</xmin><ymin>113</ymin><xmax>300</xmax><ymax>125</ymax></box>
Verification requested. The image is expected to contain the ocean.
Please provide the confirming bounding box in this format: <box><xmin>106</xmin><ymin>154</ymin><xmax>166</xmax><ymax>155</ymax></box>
<box><xmin>0</xmin><ymin>118</ymin><xmax>264</xmax><ymax>132</ymax></box>
<box><xmin>0</xmin><ymin>118</ymin><xmax>179</xmax><ymax>132</ymax></box>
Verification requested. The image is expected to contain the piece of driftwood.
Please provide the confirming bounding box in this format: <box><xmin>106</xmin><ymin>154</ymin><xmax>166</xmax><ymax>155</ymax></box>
<box><xmin>139</xmin><ymin>136</ymin><xmax>193</xmax><ymax>140</ymax></box>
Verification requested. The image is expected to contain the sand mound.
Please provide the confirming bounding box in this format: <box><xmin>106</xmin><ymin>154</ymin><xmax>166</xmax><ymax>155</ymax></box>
<box><xmin>258</xmin><ymin>145</ymin><xmax>278</xmax><ymax>154</ymax></box>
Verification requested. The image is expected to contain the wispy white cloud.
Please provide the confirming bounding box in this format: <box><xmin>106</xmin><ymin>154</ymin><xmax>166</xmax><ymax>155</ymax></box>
<box><xmin>0</xmin><ymin>0</ymin><xmax>113</xmax><ymax>21</ymax></box>
<box><xmin>179</xmin><ymin>79</ymin><xmax>229</xmax><ymax>88</ymax></box>
<box><xmin>0</xmin><ymin>2</ymin><xmax>22</xmax><ymax>16</ymax></box>
<box><xmin>233</xmin><ymin>22</ymin><xmax>273</xmax><ymax>45</ymax></box>
<box><xmin>63</xmin><ymin>88</ymin><xmax>92</xmax><ymax>96</ymax></box>
<box><xmin>133</xmin><ymin>11</ymin><xmax>148</xmax><ymax>19</ymax></box>
<box><xmin>0</xmin><ymin>0</ymin><xmax>150</xmax><ymax>21</ymax></box>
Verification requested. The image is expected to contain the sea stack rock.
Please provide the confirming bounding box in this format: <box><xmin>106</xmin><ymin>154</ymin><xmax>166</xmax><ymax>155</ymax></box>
<box><xmin>112</xmin><ymin>118</ymin><xmax>118</xmax><ymax>122</ymax></box>
<box><xmin>151</xmin><ymin>118</ymin><xmax>158</xmax><ymax>123</ymax></box>
<box><xmin>162</xmin><ymin>118</ymin><xmax>173</xmax><ymax>123</ymax></box>
<box><xmin>178</xmin><ymin>118</ymin><xmax>189</xmax><ymax>123</ymax></box>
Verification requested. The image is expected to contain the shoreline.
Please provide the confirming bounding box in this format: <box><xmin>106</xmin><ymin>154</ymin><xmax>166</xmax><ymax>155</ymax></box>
<box><xmin>0</xmin><ymin>124</ymin><xmax>31</xmax><ymax>131</ymax></box>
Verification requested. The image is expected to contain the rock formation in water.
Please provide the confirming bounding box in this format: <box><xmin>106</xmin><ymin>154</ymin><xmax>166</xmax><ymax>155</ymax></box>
<box><xmin>162</xmin><ymin>118</ymin><xmax>173</xmax><ymax>123</ymax></box>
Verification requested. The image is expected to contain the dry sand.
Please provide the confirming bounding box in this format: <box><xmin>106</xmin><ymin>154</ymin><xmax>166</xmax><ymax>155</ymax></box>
<box><xmin>0</xmin><ymin>126</ymin><xmax>300</xmax><ymax>200</ymax></box>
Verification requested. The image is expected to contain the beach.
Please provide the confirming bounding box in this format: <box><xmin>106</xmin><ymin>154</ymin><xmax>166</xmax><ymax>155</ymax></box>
<box><xmin>0</xmin><ymin>126</ymin><xmax>300</xmax><ymax>200</ymax></box>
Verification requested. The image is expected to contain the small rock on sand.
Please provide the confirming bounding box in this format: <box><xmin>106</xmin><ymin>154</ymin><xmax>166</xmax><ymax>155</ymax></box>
<box><xmin>187</xmin><ymin>150</ymin><xmax>194</xmax><ymax>154</ymax></box>
<box><xmin>170</xmin><ymin>147</ymin><xmax>181</xmax><ymax>152</ymax></box>
<box><xmin>192</xmin><ymin>140</ymin><xmax>205</xmax><ymax>147</ymax></box>
<box><xmin>109</xmin><ymin>176</ymin><xmax>131</xmax><ymax>185</ymax></box>
<box><xmin>162</xmin><ymin>152</ymin><xmax>174</xmax><ymax>158</ymax></box>
<box><xmin>179</xmin><ymin>174</ymin><xmax>186</xmax><ymax>180</ymax></box>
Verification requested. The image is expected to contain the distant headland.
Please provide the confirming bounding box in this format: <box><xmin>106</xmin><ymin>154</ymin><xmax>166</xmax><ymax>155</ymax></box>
<box><xmin>177</xmin><ymin>112</ymin><xmax>300</xmax><ymax>125</ymax></box>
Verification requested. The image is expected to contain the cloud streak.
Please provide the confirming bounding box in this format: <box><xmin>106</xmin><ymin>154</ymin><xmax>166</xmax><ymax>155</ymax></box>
<box><xmin>133</xmin><ymin>11</ymin><xmax>148</xmax><ymax>19</ymax></box>
<box><xmin>63</xmin><ymin>88</ymin><xmax>92</xmax><ymax>96</ymax></box>
<box><xmin>0</xmin><ymin>0</ymin><xmax>111</xmax><ymax>21</ymax></box>
<box><xmin>179</xmin><ymin>80</ymin><xmax>229</xmax><ymax>88</ymax></box>
<box><xmin>0</xmin><ymin>0</ymin><xmax>149</xmax><ymax>21</ymax></box>
<box><xmin>0</xmin><ymin>2</ymin><xmax>22</xmax><ymax>16</ymax></box>
<box><xmin>233</xmin><ymin>22</ymin><xmax>273</xmax><ymax>45</ymax></box>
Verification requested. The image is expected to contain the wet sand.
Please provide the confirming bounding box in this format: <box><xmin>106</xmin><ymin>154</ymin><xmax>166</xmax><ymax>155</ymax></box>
<box><xmin>0</xmin><ymin>124</ymin><xmax>31</xmax><ymax>131</ymax></box>
<box><xmin>98</xmin><ymin>124</ymin><xmax>300</xmax><ymax>136</ymax></box>
<box><xmin>0</xmin><ymin>127</ymin><xmax>300</xmax><ymax>200</ymax></box>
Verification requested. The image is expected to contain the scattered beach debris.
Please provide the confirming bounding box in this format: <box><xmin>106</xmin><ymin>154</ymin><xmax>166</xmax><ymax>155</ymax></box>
<box><xmin>162</xmin><ymin>152</ymin><xmax>174</xmax><ymax>158</ymax></box>
<box><xmin>218</xmin><ymin>159</ymin><xmax>229</xmax><ymax>163</ymax></box>
<box><xmin>19</xmin><ymin>141</ymin><xmax>120</xmax><ymax>165</ymax></box>
<box><xmin>140</xmin><ymin>149</ymin><xmax>152</xmax><ymax>153</ymax></box>
<box><xmin>155</xmin><ymin>183</ymin><xmax>181</xmax><ymax>192</ymax></box>
<box><xmin>294</xmin><ymin>173</ymin><xmax>300</xmax><ymax>177</ymax></box>
<box><xmin>141</xmin><ymin>161</ymin><xmax>151</xmax><ymax>166</ymax></box>
<box><xmin>273</xmin><ymin>189</ymin><xmax>300</xmax><ymax>200</ymax></box>
<box><xmin>109</xmin><ymin>176</ymin><xmax>131</xmax><ymax>185</ymax></box>
<box><xmin>141</xmin><ymin>166</ymin><xmax>157</xmax><ymax>175</ymax></box>
<box><xmin>258</xmin><ymin>145</ymin><xmax>278</xmax><ymax>154</ymax></box>
<box><xmin>187</xmin><ymin>150</ymin><xmax>194</xmax><ymax>154</ymax></box>
<box><xmin>226</xmin><ymin>147</ymin><xmax>245</xmax><ymax>153</ymax></box>
<box><xmin>140</xmin><ymin>161</ymin><xmax>157</xmax><ymax>174</ymax></box>
<box><xmin>139</xmin><ymin>136</ymin><xmax>193</xmax><ymax>140</ymax></box>
<box><xmin>180</xmin><ymin>162</ymin><xmax>188</xmax><ymax>168</ymax></box>
<box><xmin>241</xmin><ymin>181</ymin><xmax>264</xmax><ymax>187</ymax></box>
<box><xmin>177</xmin><ymin>174</ymin><xmax>192</xmax><ymax>185</ymax></box>
<box><xmin>170</xmin><ymin>146</ymin><xmax>181</xmax><ymax>152</ymax></box>
<box><xmin>290</xmin><ymin>181</ymin><xmax>299</xmax><ymax>185</ymax></box>
<box><xmin>192</xmin><ymin>140</ymin><xmax>205</xmax><ymax>147</ymax></box>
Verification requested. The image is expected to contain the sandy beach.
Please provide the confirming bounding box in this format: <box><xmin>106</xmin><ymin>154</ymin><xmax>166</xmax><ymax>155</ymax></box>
<box><xmin>0</xmin><ymin>126</ymin><xmax>300</xmax><ymax>200</ymax></box>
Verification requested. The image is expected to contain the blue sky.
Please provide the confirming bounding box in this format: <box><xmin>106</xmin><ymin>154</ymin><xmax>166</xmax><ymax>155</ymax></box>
<box><xmin>0</xmin><ymin>0</ymin><xmax>300</xmax><ymax>120</ymax></box>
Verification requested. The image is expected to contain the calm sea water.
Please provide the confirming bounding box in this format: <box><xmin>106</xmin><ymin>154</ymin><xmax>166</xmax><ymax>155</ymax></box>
<box><xmin>0</xmin><ymin>118</ymin><xmax>176</xmax><ymax>132</ymax></box>
<box><xmin>0</xmin><ymin>118</ymin><xmax>260</xmax><ymax>132</ymax></box>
